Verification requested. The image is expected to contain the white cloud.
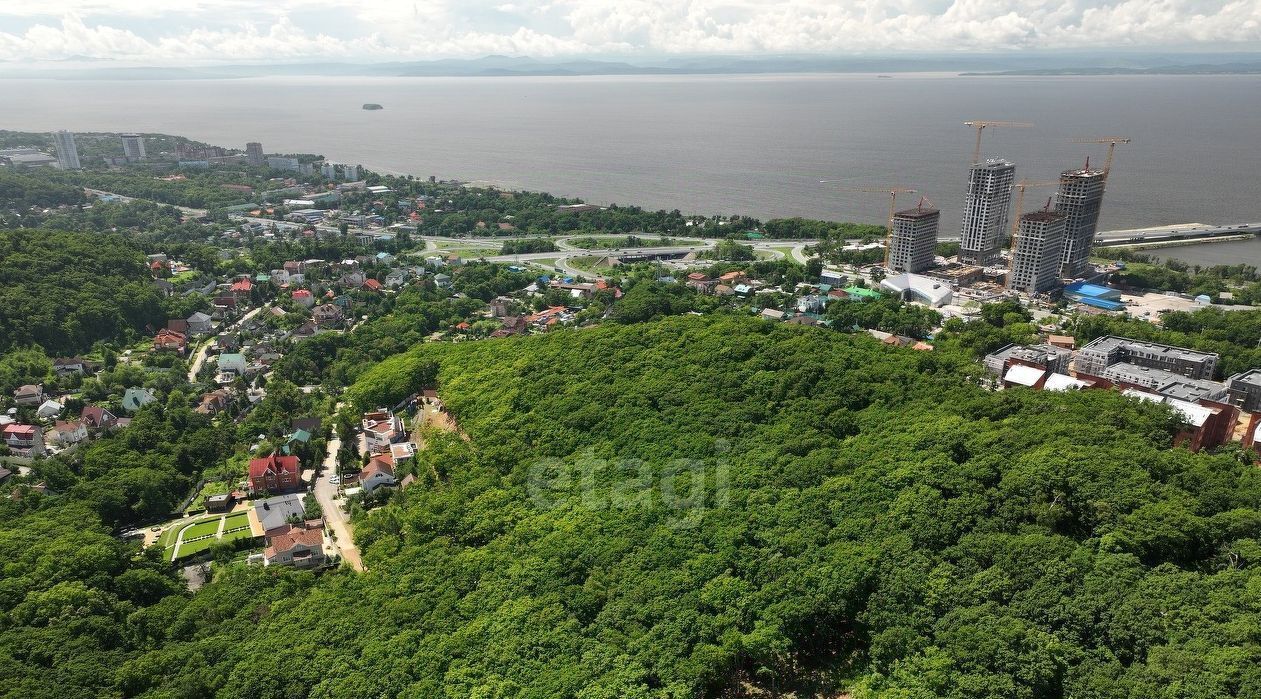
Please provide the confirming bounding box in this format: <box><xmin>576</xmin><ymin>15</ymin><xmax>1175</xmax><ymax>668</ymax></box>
<box><xmin>0</xmin><ymin>0</ymin><xmax>1258</xmax><ymax>63</ymax></box>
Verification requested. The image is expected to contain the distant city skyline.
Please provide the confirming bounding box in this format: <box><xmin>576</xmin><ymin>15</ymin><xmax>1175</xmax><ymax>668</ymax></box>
<box><xmin>1</xmin><ymin>1</ymin><xmax>1259</xmax><ymax>65</ymax></box>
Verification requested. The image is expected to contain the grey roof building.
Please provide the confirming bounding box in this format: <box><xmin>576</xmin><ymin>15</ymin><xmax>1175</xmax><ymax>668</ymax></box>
<box><xmin>1076</xmin><ymin>335</ymin><xmax>1219</xmax><ymax>381</ymax></box>
<box><xmin>983</xmin><ymin>343</ymin><xmax>1072</xmax><ymax>377</ymax></box>
<box><xmin>254</xmin><ymin>493</ymin><xmax>306</xmax><ymax>534</ymax></box>
<box><xmin>1101</xmin><ymin>363</ymin><xmax>1227</xmax><ymax>403</ymax></box>
<box><xmin>1226</xmin><ymin>369</ymin><xmax>1261</xmax><ymax>412</ymax></box>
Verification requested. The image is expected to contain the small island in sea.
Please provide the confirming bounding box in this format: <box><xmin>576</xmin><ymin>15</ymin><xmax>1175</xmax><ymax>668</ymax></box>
<box><xmin>362</xmin><ymin>103</ymin><xmax>383</xmax><ymax>110</ymax></box>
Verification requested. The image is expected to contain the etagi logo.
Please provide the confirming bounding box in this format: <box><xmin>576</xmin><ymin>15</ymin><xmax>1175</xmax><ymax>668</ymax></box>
<box><xmin>525</xmin><ymin>439</ymin><xmax>732</xmax><ymax>529</ymax></box>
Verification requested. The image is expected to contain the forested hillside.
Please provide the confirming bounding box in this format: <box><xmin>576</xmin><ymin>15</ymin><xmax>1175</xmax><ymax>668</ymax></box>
<box><xmin>0</xmin><ymin>229</ymin><xmax>166</xmax><ymax>355</ymax></box>
<box><xmin>10</xmin><ymin>315</ymin><xmax>1249</xmax><ymax>698</ymax></box>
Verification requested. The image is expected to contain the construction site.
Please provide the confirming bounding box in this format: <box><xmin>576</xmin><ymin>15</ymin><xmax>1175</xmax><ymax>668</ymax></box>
<box><xmin>842</xmin><ymin>122</ymin><xmax>1145</xmax><ymax>312</ymax></box>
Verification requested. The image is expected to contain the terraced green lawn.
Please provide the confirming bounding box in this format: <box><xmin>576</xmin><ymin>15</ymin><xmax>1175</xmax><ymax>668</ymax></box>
<box><xmin>182</xmin><ymin>520</ymin><xmax>221</xmax><ymax>540</ymax></box>
<box><xmin>220</xmin><ymin>528</ymin><xmax>256</xmax><ymax>544</ymax></box>
<box><xmin>223</xmin><ymin>513</ymin><xmax>250</xmax><ymax>531</ymax></box>
<box><xmin>174</xmin><ymin>536</ymin><xmax>217</xmax><ymax>560</ymax></box>
<box><xmin>153</xmin><ymin>510</ymin><xmax>260</xmax><ymax>562</ymax></box>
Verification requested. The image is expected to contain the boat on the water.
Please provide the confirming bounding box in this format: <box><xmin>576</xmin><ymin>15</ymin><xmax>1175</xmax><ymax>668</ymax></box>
<box><xmin>362</xmin><ymin>103</ymin><xmax>383</xmax><ymax>110</ymax></box>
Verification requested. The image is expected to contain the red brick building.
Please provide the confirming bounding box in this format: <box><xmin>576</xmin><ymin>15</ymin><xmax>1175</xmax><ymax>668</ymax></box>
<box><xmin>248</xmin><ymin>454</ymin><xmax>301</xmax><ymax>493</ymax></box>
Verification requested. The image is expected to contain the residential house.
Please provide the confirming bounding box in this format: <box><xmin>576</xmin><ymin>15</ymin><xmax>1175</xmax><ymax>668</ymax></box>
<box><xmin>230</xmin><ymin>277</ymin><xmax>254</xmax><ymax>300</ymax></box>
<box><xmin>195</xmin><ymin>389</ymin><xmax>232</xmax><ymax>416</ymax></box>
<box><xmin>13</xmin><ymin>384</ymin><xmax>44</xmax><ymax>407</ymax></box>
<box><xmin>282</xmin><ymin>428</ymin><xmax>311</xmax><ymax>455</ymax></box>
<box><xmin>389</xmin><ymin>442</ymin><xmax>416</xmax><ymax>464</ymax></box>
<box><xmin>291</xmin><ymin>416</ymin><xmax>322</xmax><ymax>435</ymax></box>
<box><xmin>81</xmin><ymin>405</ymin><xmax>118</xmax><ymax>430</ymax></box>
<box><xmin>264</xmin><ymin>519</ymin><xmax>328</xmax><ymax>568</ymax></box>
<box><xmin>686</xmin><ymin>272</ymin><xmax>715</xmax><ymax>293</ymax></box>
<box><xmin>555</xmin><ymin>281</ymin><xmax>597</xmax><ymax>298</ymax></box>
<box><xmin>2</xmin><ymin>424</ymin><xmax>44</xmax><ymax>457</ymax></box>
<box><xmin>187</xmin><ymin>311</ymin><xmax>213</xmax><ymax>335</ymax></box>
<box><xmin>490</xmin><ymin>315</ymin><xmax>528</xmax><ymax>338</ymax></box>
<box><xmin>362</xmin><ymin>409</ymin><xmax>404</xmax><ymax>454</ymax></box>
<box><xmin>205</xmin><ymin>493</ymin><xmax>235</xmax><ymax>513</ymax></box>
<box><xmin>52</xmin><ymin>357</ymin><xmax>90</xmax><ymax>376</ymax></box>
<box><xmin>361</xmin><ymin>278</ymin><xmax>383</xmax><ymax>293</ymax></box>
<box><xmin>719</xmin><ymin>270</ymin><xmax>748</xmax><ymax>286</ymax></box>
<box><xmin>796</xmin><ymin>295</ymin><xmax>826</xmax><ymax>314</ymax></box>
<box><xmin>760</xmin><ymin>308</ymin><xmax>785</xmax><ymax>321</ymax></box>
<box><xmin>339</xmin><ymin>271</ymin><xmax>366</xmax><ymax>287</ymax></box>
<box><xmin>121</xmin><ymin>387</ymin><xmax>157</xmax><ymax>413</ymax></box>
<box><xmin>384</xmin><ymin>269</ymin><xmax>408</xmax><ymax>288</ymax></box>
<box><xmin>248</xmin><ymin>453</ymin><xmax>302</xmax><ymax>494</ymax></box>
<box><xmin>50</xmin><ymin>420</ymin><xmax>88</xmax><ymax>446</ymax></box>
<box><xmin>291</xmin><ymin>289</ymin><xmax>315</xmax><ymax>307</ymax></box>
<box><xmin>254</xmin><ymin>493</ymin><xmax>306</xmax><ymax>534</ymax></box>
<box><xmin>312</xmin><ymin>304</ymin><xmax>344</xmax><ymax>327</ymax></box>
<box><xmin>36</xmin><ymin>400</ymin><xmax>63</xmax><ymax>420</ymax></box>
<box><xmin>360</xmin><ymin>455</ymin><xmax>398</xmax><ymax>493</ymax></box>
<box><xmin>218</xmin><ymin>353</ymin><xmax>247</xmax><ymax>375</ymax></box>
<box><xmin>213</xmin><ymin>295</ymin><xmax>238</xmax><ymax>315</ymax></box>
<box><xmin>153</xmin><ymin>329</ymin><xmax>188</xmax><ymax>354</ymax></box>
<box><xmin>433</xmin><ymin>273</ymin><xmax>452</xmax><ymax>288</ymax></box>
<box><xmin>289</xmin><ymin>321</ymin><xmax>320</xmax><ymax>339</ymax></box>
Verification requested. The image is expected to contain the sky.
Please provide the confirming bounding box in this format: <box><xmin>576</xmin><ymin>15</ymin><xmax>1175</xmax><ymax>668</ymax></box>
<box><xmin>0</xmin><ymin>0</ymin><xmax>1259</xmax><ymax>64</ymax></box>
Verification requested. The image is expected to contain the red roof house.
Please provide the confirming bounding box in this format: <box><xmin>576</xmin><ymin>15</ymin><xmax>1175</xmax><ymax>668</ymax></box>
<box><xmin>153</xmin><ymin>329</ymin><xmax>188</xmax><ymax>354</ymax></box>
<box><xmin>248</xmin><ymin>454</ymin><xmax>301</xmax><ymax>493</ymax></box>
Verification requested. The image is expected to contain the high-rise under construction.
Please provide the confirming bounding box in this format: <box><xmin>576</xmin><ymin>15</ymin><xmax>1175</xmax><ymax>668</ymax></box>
<box><xmin>1009</xmin><ymin>210</ymin><xmax>1067</xmax><ymax>295</ymax></box>
<box><xmin>1055</xmin><ymin>167</ymin><xmax>1107</xmax><ymax>278</ymax></box>
<box><xmin>959</xmin><ymin>159</ymin><xmax>1015</xmax><ymax>266</ymax></box>
<box><xmin>888</xmin><ymin>205</ymin><xmax>939</xmax><ymax>273</ymax></box>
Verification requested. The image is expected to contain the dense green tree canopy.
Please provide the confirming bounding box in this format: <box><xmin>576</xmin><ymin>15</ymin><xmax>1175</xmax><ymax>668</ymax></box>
<box><xmin>0</xmin><ymin>229</ymin><xmax>167</xmax><ymax>355</ymax></box>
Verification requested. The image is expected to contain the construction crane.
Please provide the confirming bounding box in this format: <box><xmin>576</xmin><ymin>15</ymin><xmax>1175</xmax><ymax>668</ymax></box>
<box><xmin>821</xmin><ymin>182</ymin><xmax>917</xmax><ymax>268</ymax></box>
<box><xmin>1069</xmin><ymin>137</ymin><xmax>1131</xmax><ymax>177</ymax></box>
<box><xmin>963</xmin><ymin>120</ymin><xmax>1034</xmax><ymax>164</ymax></box>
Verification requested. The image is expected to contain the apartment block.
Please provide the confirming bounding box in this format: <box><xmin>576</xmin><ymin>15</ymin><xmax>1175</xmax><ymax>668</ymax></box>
<box><xmin>1076</xmin><ymin>335</ymin><xmax>1219</xmax><ymax>380</ymax></box>
<box><xmin>958</xmin><ymin>159</ymin><xmax>1015</xmax><ymax>266</ymax></box>
<box><xmin>888</xmin><ymin>205</ymin><xmax>939</xmax><ymax>273</ymax></box>
<box><xmin>1008</xmin><ymin>211</ymin><xmax>1066</xmax><ymax>295</ymax></box>
<box><xmin>1055</xmin><ymin>168</ymin><xmax>1107</xmax><ymax>278</ymax></box>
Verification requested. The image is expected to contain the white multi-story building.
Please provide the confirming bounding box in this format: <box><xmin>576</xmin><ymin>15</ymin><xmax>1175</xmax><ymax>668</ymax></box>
<box><xmin>121</xmin><ymin>133</ymin><xmax>146</xmax><ymax>160</ymax></box>
<box><xmin>52</xmin><ymin>130</ymin><xmax>81</xmax><ymax>170</ymax></box>
<box><xmin>321</xmin><ymin>161</ymin><xmax>336</xmax><ymax>179</ymax></box>
<box><xmin>266</xmin><ymin>156</ymin><xmax>300</xmax><ymax>171</ymax></box>
<box><xmin>343</xmin><ymin>164</ymin><xmax>360</xmax><ymax>181</ymax></box>
<box><xmin>888</xmin><ymin>205</ymin><xmax>939</xmax><ymax>274</ymax></box>
<box><xmin>959</xmin><ymin>159</ymin><xmax>1015</xmax><ymax>266</ymax></box>
<box><xmin>1008</xmin><ymin>211</ymin><xmax>1066</xmax><ymax>295</ymax></box>
<box><xmin>1055</xmin><ymin>167</ymin><xmax>1107</xmax><ymax>278</ymax></box>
